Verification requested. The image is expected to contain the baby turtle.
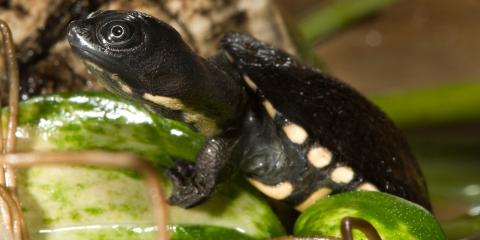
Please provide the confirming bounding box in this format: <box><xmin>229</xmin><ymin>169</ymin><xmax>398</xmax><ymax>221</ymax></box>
<box><xmin>67</xmin><ymin>10</ymin><xmax>431</xmax><ymax>211</ymax></box>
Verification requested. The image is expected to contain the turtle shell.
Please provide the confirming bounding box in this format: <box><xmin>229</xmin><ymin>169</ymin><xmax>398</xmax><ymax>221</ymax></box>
<box><xmin>220</xmin><ymin>32</ymin><xmax>431</xmax><ymax>210</ymax></box>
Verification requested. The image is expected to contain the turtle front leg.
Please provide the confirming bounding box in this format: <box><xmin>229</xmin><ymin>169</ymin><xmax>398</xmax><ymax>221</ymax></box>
<box><xmin>166</xmin><ymin>135</ymin><xmax>238</xmax><ymax>208</ymax></box>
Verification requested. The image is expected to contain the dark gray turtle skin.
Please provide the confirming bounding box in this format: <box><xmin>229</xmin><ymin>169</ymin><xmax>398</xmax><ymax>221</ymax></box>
<box><xmin>67</xmin><ymin>10</ymin><xmax>431</xmax><ymax>211</ymax></box>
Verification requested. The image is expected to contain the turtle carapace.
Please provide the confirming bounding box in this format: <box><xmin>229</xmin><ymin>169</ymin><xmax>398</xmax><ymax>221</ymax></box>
<box><xmin>67</xmin><ymin>10</ymin><xmax>431</xmax><ymax>211</ymax></box>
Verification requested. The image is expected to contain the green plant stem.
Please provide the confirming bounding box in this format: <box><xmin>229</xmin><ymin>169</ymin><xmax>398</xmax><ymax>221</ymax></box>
<box><xmin>299</xmin><ymin>0</ymin><xmax>397</xmax><ymax>44</ymax></box>
<box><xmin>372</xmin><ymin>81</ymin><xmax>480</xmax><ymax>128</ymax></box>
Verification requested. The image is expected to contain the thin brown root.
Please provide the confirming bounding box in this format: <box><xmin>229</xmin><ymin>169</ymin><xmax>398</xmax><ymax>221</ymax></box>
<box><xmin>1</xmin><ymin>151</ymin><xmax>171</xmax><ymax>240</ymax></box>
<box><xmin>0</xmin><ymin>19</ymin><xmax>19</xmax><ymax>189</ymax></box>
<box><xmin>0</xmin><ymin>20</ymin><xmax>7</xmax><ymax>185</ymax></box>
<box><xmin>0</xmin><ymin>187</ymin><xmax>14</xmax><ymax>240</ymax></box>
<box><xmin>0</xmin><ymin>185</ymin><xmax>23</xmax><ymax>240</ymax></box>
<box><xmin>271</xmin><ymin>217</ymin><xmax>382</xmax><ymax>240</ymax></box>
<box><xmin>340</xmin><ymin>217</ymin><xmax>382</xmax><ymax>240</ymax></box>
<box><xmin>0</xmin><ymin>19</ymin><xmax>22</xmax><ymax>240</ymax></box>
<box><xmin>11</xmin><ymin>193</ymin><xmax>28</xmax><ymax>240</ymax></box>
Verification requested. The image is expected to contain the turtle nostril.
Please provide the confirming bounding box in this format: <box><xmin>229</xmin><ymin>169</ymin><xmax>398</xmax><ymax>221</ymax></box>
<box><xmin>76</xmin><ymin>26</ymin><xmax>90</xmax><ymax>36</ymax></box>
<box><xmin>68</xmin><ymin>21</ymin><xmax>89</xmax><ymax>35</ymax></box>
<box><xmin>67</xmin><ymin>21</ymin><xmax>92</xmax><ymax>46</ymax></box>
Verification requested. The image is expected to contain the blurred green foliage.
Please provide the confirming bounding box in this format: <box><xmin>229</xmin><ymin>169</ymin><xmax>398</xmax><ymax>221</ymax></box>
<box><xmin>298</xmin><ymin>0</ymin><xmax>397</xmax><ymax>44</ymax></box>
<box><xmin>373</xmin><ymin>82</ymin><xmax>480</xmax><ymax>128</ymax></box>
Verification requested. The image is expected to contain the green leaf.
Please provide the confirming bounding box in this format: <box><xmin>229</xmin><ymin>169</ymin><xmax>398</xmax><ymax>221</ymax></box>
<box><xmin>294</xmin><ymin>191</ymin><xmax>446</xmax><ymax>240</ymax></box>
<box><xmin>11</xmin><ymin>92</ymin><xmax>285</xmax><ymax>239</ymax></box>
<box><xmin>14</xmin><ymin>92</ymin><xmax>203</xmax><ymax>166</ymax></box>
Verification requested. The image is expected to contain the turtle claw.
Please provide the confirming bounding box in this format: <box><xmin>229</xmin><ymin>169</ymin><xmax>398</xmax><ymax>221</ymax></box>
<box><xmin>165</xmin><ymin>159</ymin><xmax>209</xmax><ymax>208</ymax></box>
<box><xmin>165</xmin><ymin>159</ymin><xmax>195</xmax><ymax>187</ymax></box>
<box><xmin>168</xmin><ymin>184</ymin><xmax>209</xmax><ymax>208</ymax></box>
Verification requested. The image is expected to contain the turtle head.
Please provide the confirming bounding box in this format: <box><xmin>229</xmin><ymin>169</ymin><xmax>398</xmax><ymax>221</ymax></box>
<box><xmin>67</xmin><ymin>10</ymin><xmax>245</xmax><ymax>136</ymax></box>
<box><xmin>67</xmin><ymin>10</ymin><xmax>199</xmax><ymax>97</ymax></box>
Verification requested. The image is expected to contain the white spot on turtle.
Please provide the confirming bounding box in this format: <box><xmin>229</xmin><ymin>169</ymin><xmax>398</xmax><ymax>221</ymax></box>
<box><xmin>295</xmin><ymin>187</ymin><xmax>332</xmax><ymax>212</ymax></box>
<box><xmin>262</xmin><ymin>100</ymin><xmax>276</xmax><ymax>118</ymax></box>
<box><xmin>143</xmin><ymin>93</ymin><xmax>185</xmax><ymax>110</ymax></box>
<box><xmin>330</xmin><ymin>166</ymin><xmax>354</xmax><ymax>184</ymax></box>
<box><xmin>142</xmin><ymin>92</ymin><xmax>220</xmax><ymax>136</ymax></box>
<box><xmin>356</xmin><ymin>182</ymin><xmax>379</xmax><ymax>191</ymax></box>
<box><xmin>119</xmin><ymin>82</ymin><xmax>132</xmax><ymax>94</ymax></box>
<box><xmin>307</xmin><ymin>145</ymin><xmax>332</xmax><ymax>168</ymax></box>
<box><xmin>247</xmin><ymin>178</ymin><xmax>293</xmax><ymax>200</ymax></box>
<box><xmin>224</xmin><ymin>51</ymin><xmax>235</xmax><ymax>63</ymax></box>
<box><xmin>243</xmin><ymin>75</ymin><xmax>258</xmax><ymax>91</ymax></box>
<box><xmin>283</xmin><ymin>123</ymin><xmax>308</xmax><ymax>144</ymax></box>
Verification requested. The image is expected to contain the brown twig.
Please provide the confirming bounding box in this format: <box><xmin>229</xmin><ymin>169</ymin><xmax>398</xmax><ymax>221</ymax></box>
<box><xmin>0</xmin><ymin>185</ymin><xmax>15</xmax><ymax>240</ymax></box>
<box><xmin>0</xmin><ymin>18</ymin><xmax>24</xmax><ymax>240</ymax></box>
<box><xmin>340</xmin><ymin>217</ymin><xmax>382</xmax><ymax>240</ymax></box>
<box><xmin>0</xmin><ymin>19</ymin><xmax>19</xmax><ymax>188</ymax></box>
<box><xmin>0</xmin><ymin>185</ymin><xmax>26</xmax><ymax>240</ymax></box>
<box><xmin>272</xmin><ymin>216</ymin><xmax>382</xmax><ymax>240</ymax></box>
<box><xmin>1</xmin><ymin>151</ymin><xmax>170</xmax><ymax>240</ymax></box>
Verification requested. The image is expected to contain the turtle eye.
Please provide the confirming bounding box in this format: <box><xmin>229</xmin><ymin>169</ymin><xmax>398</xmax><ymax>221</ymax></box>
<box><xmin>108</xmin><ymin>24</ymin><xmax>129</xmax><ymax>41</ymax></box>
<box><xmin>111</xmin><ymin>25</ymin><xmax>124</xmax><ymax>38</ymax></box>
<box><xmin>98</xmin><ymin>20</ymin><xmax>141</xmax><ymax>50</ymax></box>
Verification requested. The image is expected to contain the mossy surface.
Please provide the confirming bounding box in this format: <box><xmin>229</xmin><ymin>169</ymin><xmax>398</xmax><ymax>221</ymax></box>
<box><xmin>12</xmin><ymin>92</ymin><xmax>285</xmax><ymax>240</ymax></box>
